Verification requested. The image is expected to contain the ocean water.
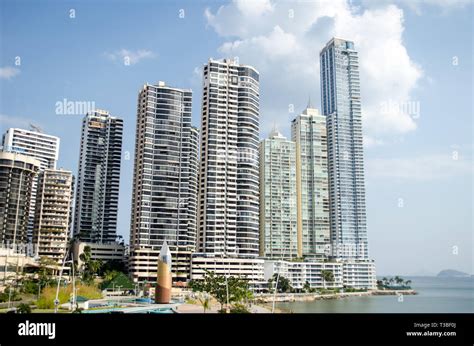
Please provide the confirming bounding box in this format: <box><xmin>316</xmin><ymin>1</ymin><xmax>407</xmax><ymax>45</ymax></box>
<box><xmin>276</xmin><ymin>276</ymin><xmax>474</xmax><ymax>313</ymax></box>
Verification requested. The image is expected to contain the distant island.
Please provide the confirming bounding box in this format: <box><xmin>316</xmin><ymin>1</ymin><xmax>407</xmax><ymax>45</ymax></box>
<box><xmin>437</xmin><ymin>269</ymin><xmax>470</xmax><ymax>278</ymax></box>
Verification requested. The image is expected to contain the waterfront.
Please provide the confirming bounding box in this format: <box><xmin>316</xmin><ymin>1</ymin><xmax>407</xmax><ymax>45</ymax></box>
<box><xmin>276</xmin><ymin>276</ymin><xmax>473</xmax><ymax>313</ymax></box>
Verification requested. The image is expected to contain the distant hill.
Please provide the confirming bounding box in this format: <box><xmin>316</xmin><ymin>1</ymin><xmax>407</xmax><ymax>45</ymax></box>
<box><xmin>437</xmin><ymin>269</ymin><xmax>470</xmax><ymax>278</ymax></box>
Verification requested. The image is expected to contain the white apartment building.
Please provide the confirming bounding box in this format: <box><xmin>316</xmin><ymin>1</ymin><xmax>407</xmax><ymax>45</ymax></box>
<box><xmin>264</xmin><ymin>260</ymin><xmax>343</xmax><ymax>289</ymax></box>
<box><xmin>197</xmin><ymin>58</ymin><xmax>260</xmax><ymax>257</ymax></box>
<box><xmin>129</xmin><ymin>82</ymin><xmax>199</xmax><ymax>283</ymax></box>
<box><xmin>74</xmin><ymin>109</ymin><xmax>123</xmax><ymax>244</ymax></box>
<box><xmin>264</xmin><ymin>259</ymin><xmax>376</xmax><ymax>290</ymax></box>
<box><xmin>33</xmin><ymin>169</ymin><xmax>74</xmax><ymax>263</ymax></box>
<box><xmin>72</xmin><ymin>241</ymin><xmax>125</xmax><ymax>268</ymax></box>
<box><xmin>342</xmin><ymin>260</ymin><xmax>377</xmax><ymax>289</ymax></box>
<box><xmin>190</xmin><ymin>254</ymin><xmax>265</xmax><ymax>286</ymax></box>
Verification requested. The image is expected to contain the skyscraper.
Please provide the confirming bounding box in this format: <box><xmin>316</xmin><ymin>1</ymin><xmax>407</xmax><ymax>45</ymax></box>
<box><xmin>129</xmin><ymin>82</ymin><xmax>199</xmax><ymax>283</ymax></box>
<box><xmin>291</xmin><ymin>106</ymin><xmax>330</xmax><ymax>259</ymax></box>
<box><xmin>197</xmin><ymin>58</ymin><xmax>260</xmax><ymax>257</ymax></box>
<box><xmin>2</xmin><ymin>128</ymin><xmax>60</xmax><ymax>240</ymax></box>
<box><xmin>320</xmin><ymin>38</ymin><xmax>368</xmax><ymax>260</ymax></box>
<box><xmin>259</xmin><ymin>129</ymin><xmax>297</xmax><ymax>259</ymax></box>
<box><xmin>0</xmin><ymin>151</ymin><xmax>40</xmax><ymax>246</ymax></box>
<box><xmin>33</xmin><ymin>169</ymin><xmax>74</xmax><ymax>263</ymax></box>
<box><xmin>73</xmin><ymin>109</ymin><xmax>123</xmax><ymax>244</ymax></box>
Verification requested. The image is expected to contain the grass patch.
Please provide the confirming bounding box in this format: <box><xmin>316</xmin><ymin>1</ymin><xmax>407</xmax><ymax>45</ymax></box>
<box><xmin>36</xmin><ymin>284</ymin><xmax>102</xmax><ymax>309</ymax></box>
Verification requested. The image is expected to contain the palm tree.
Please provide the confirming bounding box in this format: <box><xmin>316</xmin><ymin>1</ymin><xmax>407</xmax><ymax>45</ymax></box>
<box><xmin>394</xmin><ymin>276</ymin><xmax>403</xmax><ymax>286</ymax></box>
<box><xmin>197</xmin><ymin>292</ymin><xmax>211</xmax><ymax>313</ymax></box>
<box><xmin>405</xmin><ymin>280</ymin><xmax>412</xmax><ymax>288</ymax></box>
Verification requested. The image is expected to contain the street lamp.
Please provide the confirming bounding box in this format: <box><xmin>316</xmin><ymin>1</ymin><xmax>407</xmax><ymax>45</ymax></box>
<box><xmin>54</xmin><ymin>258</ymin><xmax>74</xmax><ymax>313</ymax></box>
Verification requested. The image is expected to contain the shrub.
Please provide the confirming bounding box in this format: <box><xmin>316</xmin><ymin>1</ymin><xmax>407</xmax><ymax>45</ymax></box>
<box><xmin>230</xmin><ymin>304</ymin><xmax>250</xmax><ymax>313</ymax></box>
<box><xmin>16</xmin><ymin>303</ymin><xmax>32</xmax><ymax>314</ymax></box>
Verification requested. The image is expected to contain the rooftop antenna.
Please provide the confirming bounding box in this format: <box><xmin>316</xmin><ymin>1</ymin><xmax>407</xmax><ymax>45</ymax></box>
<box><xmin>307</xmin><ymin>95</ymin><xmax>313</xmax><ymax>109</ymax></box>
<box><xmin>29</xmin><ymin>123</ymin><xmax>43</xmax><ymax>133</ymax></box>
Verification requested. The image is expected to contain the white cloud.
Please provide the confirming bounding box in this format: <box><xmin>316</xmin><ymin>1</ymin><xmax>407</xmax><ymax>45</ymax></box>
<box><xmin>0</xmin><ymin>66</ymin><xmax>20</xmax><ymax>79</ymax></box>
<box><xmin>204</xmin><ymin>1</ymin><xmax>423</xmax><ymax>143</ymax></box>
<box><xmin>366</xmin><ymin>154</ymin><xmax>473</xmax><ymax>181</ymax></box>
<box><xmin>0</xmin><ymin>114</ymin><xmax>39</xmax><ymax>129</ymax></box>
<box><xmin>104</xmin><ymin>49</ymin><xmax>156</xmax><ymax>65</ymax></box>
<box><xmin>235</xmin><ymin>0</ymin><xmax>274</xmax><ymax>17</ymax></box>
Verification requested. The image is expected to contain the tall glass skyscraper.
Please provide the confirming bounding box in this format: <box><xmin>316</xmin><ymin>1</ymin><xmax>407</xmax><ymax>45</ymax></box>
<box><xmin>320</xmin><ymin>38</ymin><xmax>368</xmax><ymax>260</ymax></box>
<box><xmin>73</xmin><ymin>109</ymin><xmax>123</xmax><ymax>244</ymax></box>
<box><xmin>259</xmin><ymin>129</ymin><xmax>297</xmax><ymax>259</ymax></box>
<box><xmin>197</xmin><ymin>58</ymin><xmax>260</xmax><ymax>257</ymax></box>
<box><xmin>129</xmin><ymin>82</ymin><xmax>199</xmax><ymax>283</ymax></box>
<box><xmin>291</xmin><ymin>106</ymin><xmax>330</xmax><ymax>259</ymax></box>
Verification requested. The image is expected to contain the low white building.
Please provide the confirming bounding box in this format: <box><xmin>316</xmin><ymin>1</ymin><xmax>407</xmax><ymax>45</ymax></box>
<box><xmin>0</xmin><ymin>248</ymin><xmax>36</xmax><ymax>286</ymax></box>
<box><xmin>129</xmin><ymin>248</ymin><xmax>193</xmax><ymax>284</ymax></box>
<box><xmin>264</xmin><ymin>260</ymin><xmax>343</xmax><ymax>289</ymax></box>
<box><xmin>264</xmin><ymin>259</ymin><xmax>377</xmax><ymax>290</ymax></box>
<box><xmin>72</xmin><ymin>241</ymin><xmax>125</xmax><ymax>268</ymax></box>
<box><xmin>342</xmin><ymin>260</ymin><xmax>377</xmax><ymax>289</ymax></box>
<box><xmin>190</xmin><ymin>254</ymin><xmax>265</xmax><ymax>287</ymax></box>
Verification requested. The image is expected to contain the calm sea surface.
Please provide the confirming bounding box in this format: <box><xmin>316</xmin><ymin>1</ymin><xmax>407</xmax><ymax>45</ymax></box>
<box><xmin>276</xmin><ymin>276</ymin><xmax>474</xmax><ymax>313</ymax></box>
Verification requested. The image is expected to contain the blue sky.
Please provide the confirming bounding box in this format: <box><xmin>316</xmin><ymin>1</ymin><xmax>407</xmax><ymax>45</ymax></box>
<box><xmin>1</xmin><ymin>0</ymin><xmax>472</xmax><ymax>276</ymax></box>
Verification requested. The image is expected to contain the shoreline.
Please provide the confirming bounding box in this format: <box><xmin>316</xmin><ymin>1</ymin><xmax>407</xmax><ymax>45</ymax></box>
<box><xmin>254</xmin><ymin>289</ymin><xmax>417</xmax><ymax>303</ymax></box>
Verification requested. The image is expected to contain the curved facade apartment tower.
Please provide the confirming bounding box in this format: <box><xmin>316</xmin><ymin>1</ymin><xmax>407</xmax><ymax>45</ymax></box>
<box><xmin>320</xmin><ymin>38</ymin><xmax>368</xmax><ymax>260</ymax></box>
<box><xmin>0</xmin><ymin>151</ymin><xmax>40</xmax><ymax>246</ymax></box>
<box><xmin>129</xmin><ymin>82</ymin><xmax>198</xmax><ymax>282</ymax></box>
<box><xmin>197</xmin><ymin>58</ymin><xmax>260</xmax><ymax>257</ymax></box>
<box><xmin>73</xmin><ymin>109</ymin><xmax>123</xmax><ymax>243</ymax></box>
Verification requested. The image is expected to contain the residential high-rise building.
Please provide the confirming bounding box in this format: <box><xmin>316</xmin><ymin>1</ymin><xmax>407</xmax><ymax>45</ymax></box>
<box><xmin>197</xmin><ymin>58</ymin><xmax>260</xmax><ymax>257</ymax></box>
<box><xmin>291</xmin><ymin>106</ymin><xmax>331</xmax><ymax>259</ymax></box>
<box><xmin>259</xmin><ymin>129</ymin><xmax>297</xmax><ymax>259</ymax></box>
<box><xmin>33</xmin><ymin>169</ymin><xmax>74</xmax><ymax>263</ymax></box>
<box><xmin>129</xmin><ymin>82</ymin><xmax>199</xmax><ymax>283</ymax></box>
<box><xmin>320</xmin><ymin>38</ymin><xmax>368</xmax><ymax>260</ymax></box>
<box><xmin>73</xmin><ymin>109</ymin><xmax>123</xmax><ymax>244</ymax></box>
<box><xmin>2</xmin><ymin>128</ymin><xmax>60</xmax><ymax>240</ymax></box>
<box><xmin>0</xmin><ymin>151</ymin><xmax>40</xmax><ymax>246</ymax></box>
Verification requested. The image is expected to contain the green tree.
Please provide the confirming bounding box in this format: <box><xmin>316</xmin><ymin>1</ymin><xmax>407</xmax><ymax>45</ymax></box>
<box><xmin>268</xmin><ymin>274</ymin><xmax>292</xmax><ymax>293</ymax></box>
<box><xmin>35</xmin><ymin>257</ymin><xmax>58</xmax><ymax>296</ymax></box>
<box><xmin>188</xmin><ymin>270</ymin><xmax>253</xmax><ymax>312</ymax></box>
<box><xmin>303</xmin><ymin>281</ymin><xmax>311</xmax><ymax>293</ymax></box>
<box><xmin>321</xmin><ymin>270</ymin><xmax>334</xmax><ymax>289</ymax></box>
